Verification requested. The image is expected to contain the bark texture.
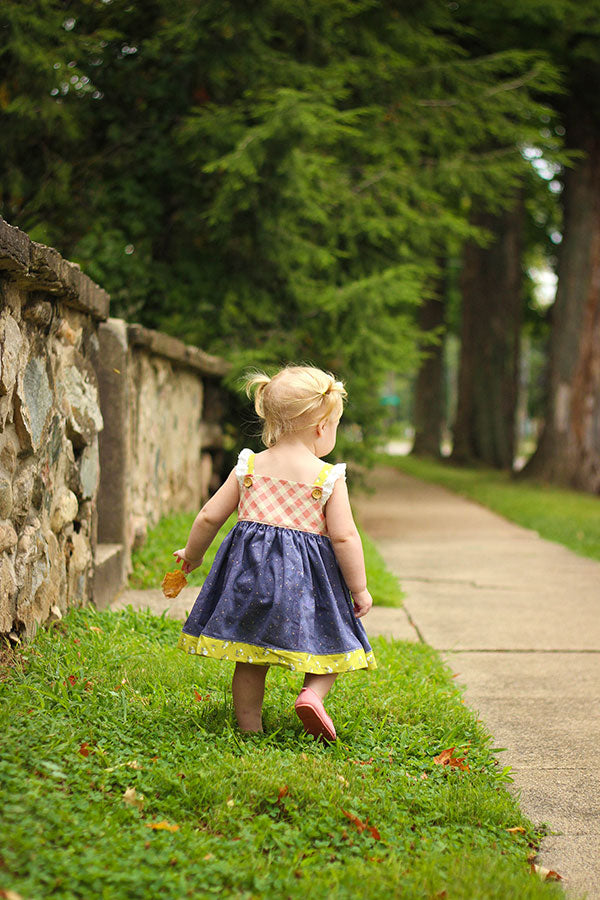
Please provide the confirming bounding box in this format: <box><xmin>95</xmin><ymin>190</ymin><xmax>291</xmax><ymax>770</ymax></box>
<box><xmin>451</xmin><ymin>197</ymin><xmax>524</xmax><ymax>468</ymax></box>
<box><xmin>412</xmin><ymin>277</ymin><xmax>445</xmax><ymax>457</ymax></box>
<box><xmin>523</xmin><ymin>127</ymin><xmax>600</xmax><ymax>493</ymax></box>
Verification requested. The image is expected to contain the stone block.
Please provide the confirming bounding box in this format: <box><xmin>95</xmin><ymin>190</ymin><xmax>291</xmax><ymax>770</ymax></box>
<box><xmin>0</xmin><ymin>437</ymin><xmax>17</xmax><ymax>475</ymax></box>
<box><xmin>97</xmin><ymin>320</ymin><xmax>129</xmax><ymax>546</ymax></box>
<box><xmin>14</xmin><ymin>357</ymin><xmax>53</xmax><ymax>453</ymax></box>
<box><xmin>11</xmin><ymin>465</ymin><xmax>34</xmax><ymax>519</ymax></box>
<box><xmin>127</xmin><ymin>323</ymin><xmax>230</xmax><ymax>376</ymax></box>
<box><xmin>62</xmin><ymin>363</ymin><xmax>104</xmax><ymax>448</ymax></box>
<box><xmin>28</xmin><ymin>242</ymin><xmax>110</xmax><ymax>321</ymax></box>
<box><xmin>93</xmin><ymin>543</ymin><xmax>125</xmax><ymax>609</ymax></box>
<box><xmin>79</xmin><ymin>437</ymin><xmax>100</xmax><ymax>500</ymax></box>
<box><xmin>0</xmin><ymin>219</ymin><xmax>30</xmax><ymax>274</ymax></box>
<box><xmin>0</xmin><ymin>479</ymin><xmax>12</xmax><ymax>518</ymax></box>
<box><xmin>0</xmin><ymin>314</ymin><xmax>23</xmax><ymax>397</ymax></box>
<box><xmin>0</xmin><ymin>520</ymin><xmax>17</xmax><ymax>553</ymax></box>
<box><xmin>22</xmin><ymin>296</ymin><xmax>53</xmax><ymax>328</ymax></box>
<box><xmin>50</xmin><ymin>489</ymin><xmax>79</xmax><ymax>533</ymax></box>
<box><xmin>0</xmin><ymin>556</ymin><xmax>17</xmax><ymax>631</ymax></box>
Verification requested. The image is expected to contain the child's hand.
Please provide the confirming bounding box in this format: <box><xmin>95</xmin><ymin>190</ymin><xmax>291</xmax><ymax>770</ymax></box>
<box><xmin>173</xmin><ymin>549</ymin><xmax>203</xmax><ymax>575</ymax></box>
<box><xmin>351</xmin><ymin>589</ymin><xmax>373</xmax><ymax>618</ymax></box>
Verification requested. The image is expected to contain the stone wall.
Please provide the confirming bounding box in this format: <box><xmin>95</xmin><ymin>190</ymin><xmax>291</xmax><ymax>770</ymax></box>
<box><xmin>0</xmin><ymin>220</ymin><xmax>108</xmax><ymax>637</ymax></box>
<box><xmin>96</xmin><ymin>320</ymin><xmax>230</xmax><ymax>592</ymax></box>
<box><xmin>0</xmin><ymin>219</ymin><xmax>230</xmax><ymax>636</ymax></box>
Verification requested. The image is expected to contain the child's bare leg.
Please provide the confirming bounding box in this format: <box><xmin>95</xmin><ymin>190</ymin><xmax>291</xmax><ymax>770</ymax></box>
<box><xmin>302</xmin><ymin>672</ymin><xmax>337</xmax><ymax>700</ymax></box>
<box><xmin>232</xmin><ymin>662</ymin><xmax>269</xmax><ymax>732</ymax></box>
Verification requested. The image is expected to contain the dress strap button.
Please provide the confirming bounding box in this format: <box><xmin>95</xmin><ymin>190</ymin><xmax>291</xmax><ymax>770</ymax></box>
<box><xmin>243</xmin><ymin>475</ymin><xmax>253</xmax><ymax>488</ymax></box>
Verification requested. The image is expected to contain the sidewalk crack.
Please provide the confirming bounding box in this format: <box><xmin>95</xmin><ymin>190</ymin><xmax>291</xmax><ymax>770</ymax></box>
<box><xmin>402</xmin><ymin>575</ymin><xmax>517</xmax><ymax>590</ymax></box>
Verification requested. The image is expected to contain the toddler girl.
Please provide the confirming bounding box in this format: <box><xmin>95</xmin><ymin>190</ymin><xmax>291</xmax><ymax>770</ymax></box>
<box><xmin>174</xmin><ymin>365</ymin><xmax>376</xmax><ymax>741</ymax></box>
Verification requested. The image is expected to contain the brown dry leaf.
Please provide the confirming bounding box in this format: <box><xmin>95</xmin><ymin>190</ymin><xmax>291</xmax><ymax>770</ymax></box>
<box><xmin>0</xmin><ymin>891</ymin><xmax>26</xmax><ymax>900</ymax></box>
<box><xmin>79</xmin><ymin>742</ymin><xmax>90</xmax><ymax>757</ymax></box>
<box><xmin>276</xmin><ymin>785</ymin><xmax>289</xmax><ymax>804</ymax></box>
<box><xmin>122</xmin><ymin>787</ymin><xmax>145</xmax><ymax>811</ymax></box>
<box><xmin>341</xmin><ymin>809</ymin><xmax>381</xmax><ymax>840</ymax></box>
<box><xmin>128</xmin><ymin>759</ymin><xmax>142</xmax><ymax>770</ymax></box>
<box><xmin>433</xmin><ymin>747</ymin><xmax>469</xmax><ymax>771</ymax></box>
<box><xmin>162</xmin><ymin>569</ymin><xmax>188</xmax><ymax>598</ymax></box>
<box><xmin>145</xmin><ymin>820</ymin><xmax>180</xmax><ymax>832</ymax></box>
<box><xmin>531</xmin><ymin>864</ymin><xmax>562</xmax><ymax>881</ymax></box>
<box><xmin>506</xmin><ymin>826</ymin><xmax>526</xmax><ymax>834</ymax></box>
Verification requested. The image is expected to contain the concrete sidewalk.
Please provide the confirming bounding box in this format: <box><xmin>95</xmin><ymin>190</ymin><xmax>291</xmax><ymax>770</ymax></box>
<box><xmin>353</xmin><ymin>466</ymin><xmax>600</xmax><ymax>900</ymax></box>
<box><xmin>110</xmin><ymin>464</ymin><xmax>599</xmax><ymax>897</ymax></box>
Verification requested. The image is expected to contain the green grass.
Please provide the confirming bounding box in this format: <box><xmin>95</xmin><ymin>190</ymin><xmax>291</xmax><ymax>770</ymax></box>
<box><xmin>0</xmin><ymin>606</ymin><xmax>565</xmax><ymax>900</ymax></box>
<box><xmin>128</xmin><ymin>512</ymin><xmax>404</xmax><ymax>607</ymax></box>
<box><xmin>385</xmin><ymin>453</ymin><xmax>600</xmax><ymax>563</ymax></box>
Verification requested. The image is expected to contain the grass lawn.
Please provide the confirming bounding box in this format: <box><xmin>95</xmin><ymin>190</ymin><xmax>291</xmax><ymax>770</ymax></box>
<box><xmin>128</xmin><ymin>512</ymin><xmax>404</xmax><ymax>607</ymax></box>
<box><xmin>0</xmin><ymin>606</ymin><xmax>564</xmax><ymax>900</ymax></box>
<box><xmin>385</xmin><ymin>453</ymin><xmax>600</xmax><ymax>563</ymax></box>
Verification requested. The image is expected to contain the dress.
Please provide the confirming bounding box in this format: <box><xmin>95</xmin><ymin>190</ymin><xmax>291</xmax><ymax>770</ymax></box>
<box><xmin>177</xmin><ymin>449</ymin><xmax>377</xmax><ymax>674</ymax></box>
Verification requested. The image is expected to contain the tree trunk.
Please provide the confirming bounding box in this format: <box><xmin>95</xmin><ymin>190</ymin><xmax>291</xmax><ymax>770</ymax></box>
<box><xmin>451</xmin><ymin>197</ymin><xmax>524</xmax><ymax>468</ymax></box>
<box><xmin>412</xmin><ymin>273</ymin><xmax>446</xmax><ymax>457</ymax></box>
<box><xmin>522</xmin><ymin>126</ymin><xmax>600</xmax><ymax>493</ymax></box>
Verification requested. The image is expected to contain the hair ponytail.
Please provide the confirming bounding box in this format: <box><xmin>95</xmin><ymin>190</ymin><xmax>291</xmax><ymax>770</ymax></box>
<box><xmin>244</xmin><ymin>372</ymin><xmax>271</xmax><ymax>419</ymax></box>
<box><xmin>243</xmin><ymin>365</ymin><xmax>347</xmax><ymax>447</ymax></box>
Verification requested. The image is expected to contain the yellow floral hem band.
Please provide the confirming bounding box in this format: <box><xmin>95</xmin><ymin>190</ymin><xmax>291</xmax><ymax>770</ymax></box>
<box><xmin>177</xmin><ymin>632</ymin><xmax>377</xmax><ymax>674</ymax></box>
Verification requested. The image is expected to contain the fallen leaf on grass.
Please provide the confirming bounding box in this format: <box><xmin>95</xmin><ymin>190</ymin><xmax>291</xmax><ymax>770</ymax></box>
<box><xmin>276</xmin><ymin>786</ymin><xmax>289</xmax><ymax>804</ymax></box>
<box><xmin>122</xmin><ymin>787</ymin><xmax>144</xmax><ymax>811</ymax></box>
<box><xmin>193</xmin><ymin>689</ymin><xmax>210</xmax><ymax>702</ymax></box>
<box><xmin>506</xmin><ymin>826</ymin><xmax>526</xmax><ymax>834</ymax></box>
<box><xmin>341</xmin><ymin>809</ymin><xmax>381</xmax><ymax>840</ymax></box>
<box><xmin>128</xmin><ymin>759</ymin><xmax>142</xmax><ymax>770</ymax></box>
<box><xmin>433</xmin><ymin>747</ymin><xmax>469</xmax><ymax>771</ymax></box>
<box><xmin>0</xmin><ymin>890</ymin><xmax>26</xmax><ymax>900</ymax></box>
<box><xmin>531</xmin><ymin>864</ymin><xmax>562</xmax><ymax>881</ymax></box>
<box><xmin>88</xmin><ymin>625</ymin><xmax>103</xmax><ymax>633</ymax></box>
<box><xmin>79</xmin><ymin>742</ymin><xmax>90</xmax><ymax>757</ymax></box>
<box><xmin>145</xmin><ymin>820</ymin><xmax>180</xmax><ymax>832</ymax></box>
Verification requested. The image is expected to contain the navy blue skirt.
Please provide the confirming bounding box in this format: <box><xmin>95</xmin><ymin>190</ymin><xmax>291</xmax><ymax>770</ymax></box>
<box><xmin>177</xmin><ymin>520</ymin><xmax>376</xmax><ymax>674</ymax></box>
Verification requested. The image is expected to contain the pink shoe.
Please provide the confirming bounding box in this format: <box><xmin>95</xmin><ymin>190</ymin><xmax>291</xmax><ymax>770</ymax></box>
<box><xmin>294</xmin><ymin>687</ymin><xmax>337</xmax><ymax>742</ymax></box>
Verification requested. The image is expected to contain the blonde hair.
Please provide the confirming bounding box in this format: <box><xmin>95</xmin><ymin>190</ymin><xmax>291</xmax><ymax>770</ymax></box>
<box><xmin>244</xmin><ymin>365</ymin><xmax>347</xmax><ymax>447</ymax></box>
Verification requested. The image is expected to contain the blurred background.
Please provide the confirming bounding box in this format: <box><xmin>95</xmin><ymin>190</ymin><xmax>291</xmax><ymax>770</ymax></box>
<box><xmin>2</xmin><ymin>0</ymin><xmax>599</xmax><ymax>492</ymax></box>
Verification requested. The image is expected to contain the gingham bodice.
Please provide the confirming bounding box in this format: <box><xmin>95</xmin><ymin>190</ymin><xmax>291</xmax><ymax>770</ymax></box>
<box><xmin>235</xmin><ymin>449</ymin><xmax>346</xmax><ymax>536</ymax></box>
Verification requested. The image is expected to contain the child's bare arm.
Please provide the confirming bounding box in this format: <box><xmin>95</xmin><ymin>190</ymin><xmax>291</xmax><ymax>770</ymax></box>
<box><xmin>173</xmin><ymin>469</ymin><xmax>240</xmax><ymax>573</ymax></box>
<box><xmin>325</xmin><ymin>478</ymin><xmax>373</xmax><ymax>618</ymax></box>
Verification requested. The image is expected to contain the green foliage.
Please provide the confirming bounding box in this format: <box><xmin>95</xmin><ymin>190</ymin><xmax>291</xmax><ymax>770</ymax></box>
<box><xmin>0</xmin><ymin>606</ymin><xmax>564</xmax><ymax>899</ymax></box>
<box><xmin>1</xmin><ymin>1</ymin><xmax>565</xmax><ymax>454</ymax></box>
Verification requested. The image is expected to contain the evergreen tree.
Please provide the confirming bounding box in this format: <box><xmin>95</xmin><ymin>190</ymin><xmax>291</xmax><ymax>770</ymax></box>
<box><xmin>453</xmin><ymin>0</ymin><xmax>600</xmax><ymax>490</ymax></box>
<box><xmin>0</xmin><ymin>0</ymin><xmax>562</xmax><ymax>458</ymax></box>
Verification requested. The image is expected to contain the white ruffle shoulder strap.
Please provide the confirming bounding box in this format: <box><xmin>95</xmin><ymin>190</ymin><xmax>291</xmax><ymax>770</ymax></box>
<box><xmin>320</xmin><ymin>463</ymin><xmax>347</xmax><ymax>502</ymax></box>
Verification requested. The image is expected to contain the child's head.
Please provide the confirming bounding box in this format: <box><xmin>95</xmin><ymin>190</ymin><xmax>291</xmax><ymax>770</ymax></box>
<box><xmin>245</xmin><ymin>365</ymin><xmax>347</xmax><ymax>447</ymax></box>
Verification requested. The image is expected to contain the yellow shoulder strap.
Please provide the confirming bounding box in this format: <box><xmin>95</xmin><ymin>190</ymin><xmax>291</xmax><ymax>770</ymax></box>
<box><xmin>313</xmin><ymin>463</ymin><xmax>333</xmax><ymax>487</ymax></box>
<box><xmin>247</xmin><ymin>452</ymin><xmax>255</xmax><ymax>474</ymax></box>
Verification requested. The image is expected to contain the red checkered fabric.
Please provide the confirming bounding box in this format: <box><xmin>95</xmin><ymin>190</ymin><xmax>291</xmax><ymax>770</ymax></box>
<box><xmin>238</xmin><ymin>475</ymin><xmax>328</xmax><ymax>535</ymax></box>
